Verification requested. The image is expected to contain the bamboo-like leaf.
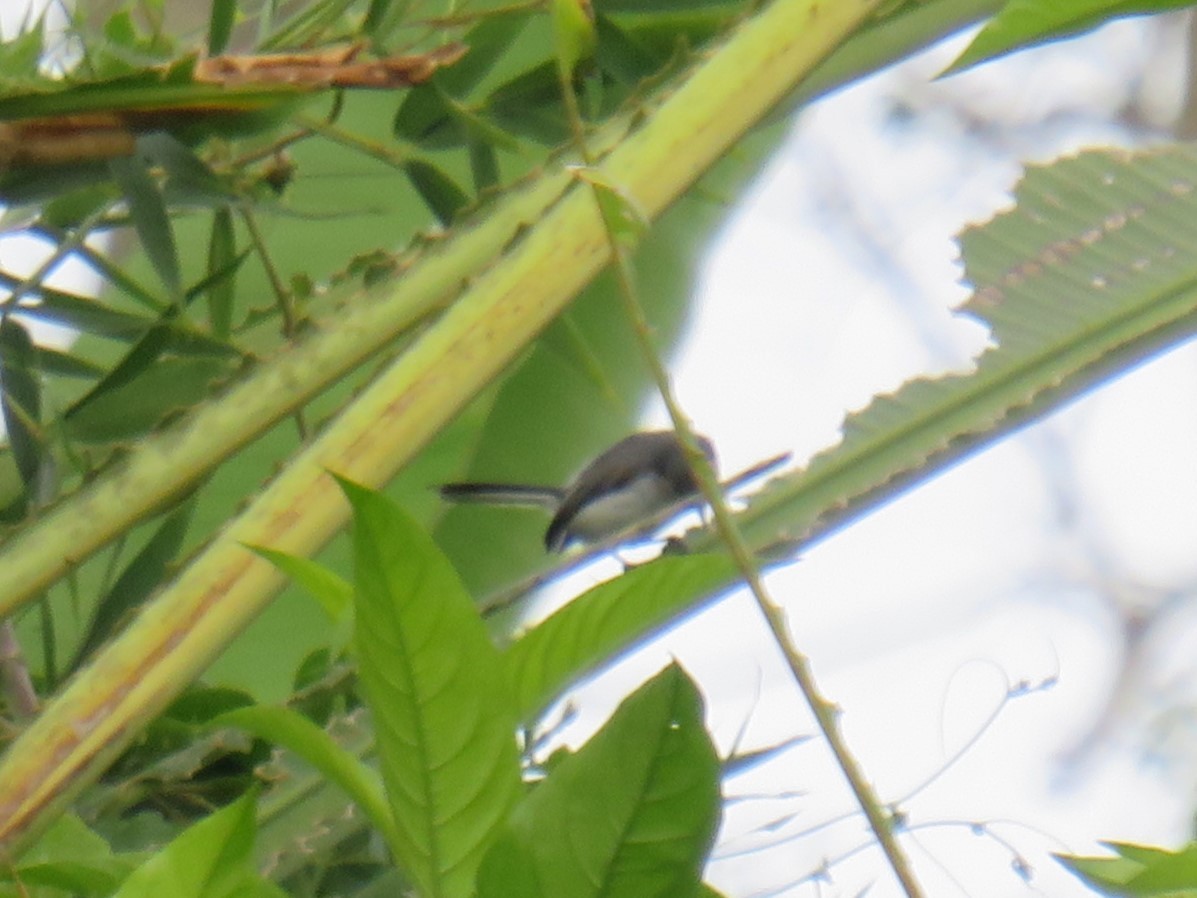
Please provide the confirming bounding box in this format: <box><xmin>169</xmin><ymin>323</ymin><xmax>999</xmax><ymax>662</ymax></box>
<box><xmin>207</xmin><ymin>0</ymin><xmax>236</xmax><ymax>55</ymax></box>
<box><xmin>477</xmin><ymin>663</ymin><xmax>720</xmax><ymax>898</ymax></box>
<box><xmin>70</xmin><ymin>498</ymin><xmax>196</xmax><ymax>674</ymax></box>
<box><xmin>213</xmin><ymin>705</ymin><xmax>403</xmax><ymax>857</ymax></box>
<box><xmin>0</xmin><ymin>281</ymin><xmax>153</xmax><ymax>338</ymax></box>
<box><xmin>108</xmin><ymin>153</ymin><xmax>182</xmax><ymax>303</ymax></box>
<box><xmin>503</xmin><ymin>554</ymin><xmax>737</xmax><ymax>721</ymax></box>
<box><xmin>404</xmin><ymin>160</ymin><xmax>471</xmax><ymax>225</ymax></box>
<box><xmin>339</xmin><ymin>478</ymin><xmax>522</xmax><ymax>898</ymax></box>
<box><xmin>551</xmin><ymin>0</ymin><xmax>598</xmax><ymax>79</ymax></box>
<box><xmin>205</xmin><ymin>208</ymin><xmax>237</xmax><ymax>337</ymax></box>
<box><xmin>0</xmin><ymin>317</ymin><xmax>44</xmax><ymax>494</ymax></box>
<box><xmin>63</xmin><ymin>358</ymin><xmax>230</xmax><ymax>442</ymax></box>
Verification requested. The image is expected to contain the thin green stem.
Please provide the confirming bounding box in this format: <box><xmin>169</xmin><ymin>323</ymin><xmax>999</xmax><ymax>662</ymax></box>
<box><xmin>240</xmin><ymin>207</ymin><xmax>308</xmax><ymax>440</ymax></box>
<box><xmin>553</xmin><ymin>21</ymin><xmax>924</xmax><ymax>898</ymax></box>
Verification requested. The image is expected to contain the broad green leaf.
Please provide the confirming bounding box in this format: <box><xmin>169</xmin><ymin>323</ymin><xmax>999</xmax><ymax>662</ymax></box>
<box><xmin>339</xmin><ymin>478</ymin><xmax>521</xmax><ymax>898</ymax></box>
<box><xmin>108</xmin><ymin>152</ymin><xmax>182</xmax><ymax>303</ymax></box>
<box><xmin>248</xmin><ymin>545</ymin><xmax>353</xmax><ymax>623</ymax></box>
<box><xmin>70</xmin><ymin>498</ymin><xmax>196</xmax><ymax>674</ymax></box>
<box><xmin>111</xmin><ymin>791</ymin><xmax>259</xmax><ymax>898</ymax></box>
<box><xmin>947</xmin><ymin>0</ymin><xmax>1195</xmax><ymax>73</ymax></box>
<box><xmin>213</xmin><ymin>705</ymin><xmax>403</xmax><ymax>856</ymax></box>
<box><xmin>4</xmin><ymin>814</ymin><xmax>134</xmax><ymax>896</ymax></box>
<box><xmin>477</xmin><ymin>663</ymin><xmax>720</xmax><ymax>898</ymax></box>
<box><xmin>503</xmin><ymin>554</ymin><xmax>737</xmax><ymax>721</ymax></box>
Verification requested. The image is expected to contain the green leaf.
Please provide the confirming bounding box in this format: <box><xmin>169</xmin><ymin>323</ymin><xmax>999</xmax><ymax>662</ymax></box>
<box><xmin>1126</xmin><ymin>842</ymin><xmax>1197</xmax><ymax>892</ymax></box>
<box><xmin>0</xmin><ymin>317</ymin><xmax>44</xmax><ymax>495</ymax></box>
<box><xmin>71</xmin><ymin>498</ymin><xmax>196</xmax><ymax>673</ymax></box>
<box><xmin>64</xmin><ymin>319</ymin><xmax>240</xmax><ymax>442</ymax></box>
<box><xmin>213</xmin><ymin>705</ymin><xmax>404</xmax><ymax>856</ymax></box>
<box><xmin>3</xmin><ymin>813</ymin><xmax>135</xmax><ymax>897</ymax></box>
<box><xmin>33</xmin><ymin>346</ymin><xmax>106</xmax><ymax>379</ymax></box>
<box><xmin>205</xmin><ymin>208</ymin><xmax>237</xmax><ymax>338</ymax></box>
<box><xmin>140</xmin><ymin>133</ymin><xmax>238</xmax><ymax>207</ymax></box>
<box><xmin>0</xmin><ymin>20</ymin><xmax>46</xmax><ymax>89</ymax></box>
<box><xmin>503</xmin><ymin>554</ymin><xmax>737</xmax><ymax>721</ymax></box>
<box><xmin>404</xmin><ymin>160</ymin><xmax>471</xmax><ymax>225</ymax></box>
<box><xmin>573</xmin><ymin>165</ymin><xmax>650</xmax><ymax>247</ymax></box>
<box><xmin>477</xmin><ymin>663</ymin><xmax>721</xmax><ymax>898</ymax></box>
<box><xmin>112</xmin><ymin>791</ymin><xmax>259</xmax><ymax>898</ymax></box>
<box><xmin>946</xmin><ymin>0</ymin><xmax>1195</xmax><ymax>74</ymax></box>
<box><xmin>247</xmin><ymin>545</ymin><xmax>352</xmax><ymax>623</ymax></box>
<box><xmin>64</xmin><ymin>356</ymin><xmax>232</xmax><ymax>443</ymax></box>
<box><xmin>207</xmin><ymin>0</ymin><xmax>236</xmax><ymax>55</ymax></box>
<box><xmin>694</xmin><ymin>146</ymin><xmax>1197</xmax><ymax>562</ymax></box>
<box><xmin>551</xmin><ymin>0</ymin><xmax>598</xmax><ymax>78</ymax></box>
<box><xmin>0</xmin><ymin>277</ymin><xmax>153</xmax><ymax>338</ymax></box>
<box><xmin>339</xmin><ymin>477</ymin><xmax>522</xmax><ymax>898</ymax></box>
<box><xmin>108</xmin><ymin>152</ymin><xmax>182</xmax><ymax>303</ymax></box>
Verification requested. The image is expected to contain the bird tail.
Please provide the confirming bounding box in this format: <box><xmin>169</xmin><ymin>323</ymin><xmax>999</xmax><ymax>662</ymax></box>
<box><xmin>439</xmin><ymin>483</ymin><xmax>563</xmax><ymax>508</ymax></box>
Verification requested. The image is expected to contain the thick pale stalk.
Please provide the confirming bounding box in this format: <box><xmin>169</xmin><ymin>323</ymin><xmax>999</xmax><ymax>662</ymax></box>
<box><xmin>0</xmin><ymin>0</ymin><xmax>879</xmax><ymax>856</ymax></box>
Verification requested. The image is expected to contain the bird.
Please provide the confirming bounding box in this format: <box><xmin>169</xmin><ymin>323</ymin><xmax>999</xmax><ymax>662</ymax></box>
<box><xmin>439</xmin><ymin>430</ymin><xmax>716</xmax><ymax>552</ymax></box>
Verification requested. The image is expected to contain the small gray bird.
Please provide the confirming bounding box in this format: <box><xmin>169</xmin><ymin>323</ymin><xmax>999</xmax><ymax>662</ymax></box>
<box><xmin>440</xmin><ymin>430</ymin><xmax>716</xmax><ymax>552</ymax></box>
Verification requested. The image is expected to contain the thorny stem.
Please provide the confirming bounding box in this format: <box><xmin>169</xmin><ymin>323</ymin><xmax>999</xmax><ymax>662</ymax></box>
<box><xmin>553</xmin><ymin>25</ymin><xmax>925</xmax><ymax>898</ymax></box>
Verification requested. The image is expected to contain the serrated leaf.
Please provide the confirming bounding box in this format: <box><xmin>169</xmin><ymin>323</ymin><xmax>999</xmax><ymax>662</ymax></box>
<box><xmin>1125</xmin><ymin>842</ymin><xmax>1197</xmax><ymax>892</ymax></box>
<box><xmin>338</xmin><ymin>477</ymin><xmax>521</xmax><ymax>898</ymax></box>
<box><xmin>946</xmin><ymin>0</ymin><xmax>1195</xmax><ymax>74</ymax></box>
<box><xmin>503</xmin><ymin>554</ymin><xmax>737</xmax><ymax>721</ymax></box>
<box><xmin>700</xmin><ymin>146</ymin><xmax>1197</xmax><ymax>565</ymax></box>
<box><xmin>477</xmin><ymin>663</ymin><xmax>720</xmax><ymax>898</ymax></box>
<box><xmin>71</xmin><ymin>498</ymin><xmax>196</xmax><ymax>673</ymax></box>
<box><xmin>111</xmin><ymin>791</ymin><xmax>258</xmax><ymax>898</ymax></box>
<box><xmin>213</xmin><ymin>705</ymin><xmax>403</xmax><ymax>855</ymax></box>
